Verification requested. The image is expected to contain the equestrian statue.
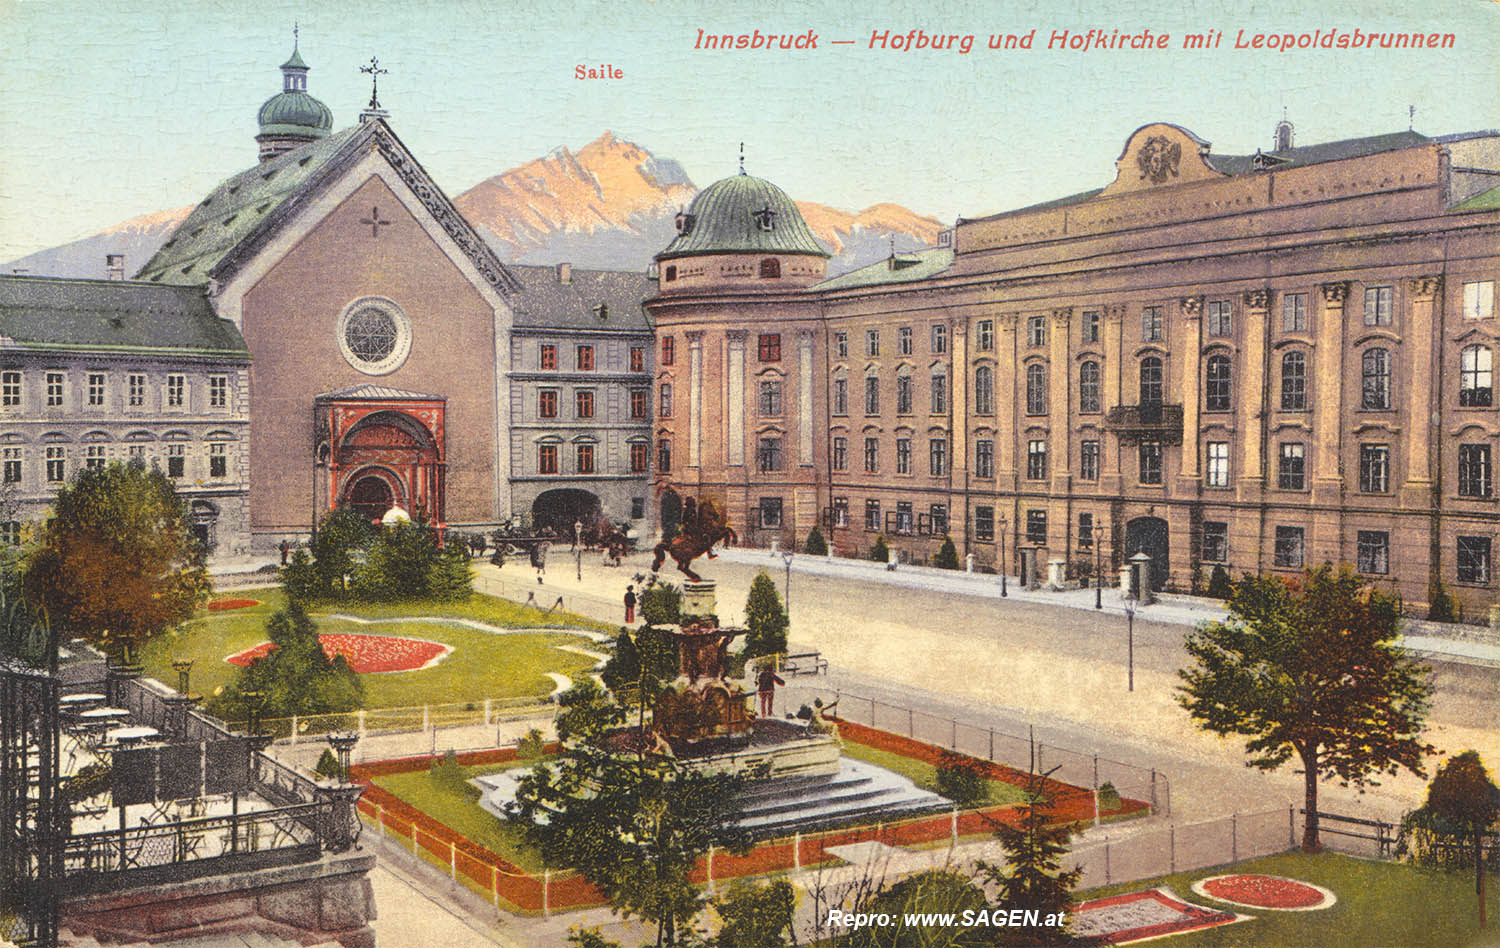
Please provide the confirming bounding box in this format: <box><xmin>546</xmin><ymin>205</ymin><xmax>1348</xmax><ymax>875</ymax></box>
<box><xmin>651</xmin><ymin>496</ymin><xmax>737</xmax><ymax>582</ymax></box>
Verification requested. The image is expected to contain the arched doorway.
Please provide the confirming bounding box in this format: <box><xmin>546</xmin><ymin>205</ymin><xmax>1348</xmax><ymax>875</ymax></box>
<box><xmin>190</xmin><ymin>500</ymin><xmax>219</xmax><ymax>553</ymax></box>
<box><xmin>532</xmin><ymin>488</ymin><xmax>604</xmax><ymax>539</ymax></box>
<box><xmin>1125</xmin><ymin>516</ymin><xmax>1170</xmax><ymax>591</ymax></box>
<box><xmin>660</xmin><ymin>488</ymin><xmax>683</xmax><ymax>541</ymax></box>
<box><xmin>346</xmin><ymin>472</ymin><xmax>397</xmax><ymax>523</ymax></box>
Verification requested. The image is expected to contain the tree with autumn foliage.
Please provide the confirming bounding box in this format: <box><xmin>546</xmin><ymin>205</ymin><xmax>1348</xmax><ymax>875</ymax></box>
<box><xmin>1177</xmin><ymin>566</ymin><xmax>1434</xmax><ymax>851</ymax></box>
<box><xmin>1420</xmin><ymin>751</ymin><xmax>1500</xmax><ymax>929</ymax></box>
<box><xmin>24</xmin><ymin>459</ymin><xmax>208</xmax><ymax>664</ymax></box>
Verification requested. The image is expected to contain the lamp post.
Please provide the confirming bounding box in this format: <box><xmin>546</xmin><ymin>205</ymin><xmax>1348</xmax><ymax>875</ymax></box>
<box><xmin>574</xmin><ymin>519</ymin><xmax>583</xmax><ymax>581</ymax></box>
<box><xmin>781</xmin><ymin>551</ymin><xmax>794</xmax><ymax>619</ymax></box>
<box><xmin>1124</xmin><ymin>594</ymin><xmax>1136</xmax><ymax>692</ymax></box>
<box><xmin>1094</xmin><ymin>521</ymin><xmax>1105</xmax><ymax>610</ymax></box>
<box><xmin>999</xmin><ymin>515</ymin><xmax>1008</xmax><ymax>597</ymax></box>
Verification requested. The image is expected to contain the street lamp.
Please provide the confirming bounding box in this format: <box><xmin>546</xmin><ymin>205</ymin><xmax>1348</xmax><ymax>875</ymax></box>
<box><xmin>1123</xmin><ymin>593</ymin><xmax>1136</xmax><ymax>692</ymax></box>
<box><xmin>1094</xmin><ymin>520</ymin><xmax>1105</xmax><ymax>611</ymax></box>
<box><xmin>574</xmin><ymin>519</ymin><xmax>583</xmax><ymax>581</ymax></box>
<box><xmin>781</xmin><ymin>551</ymin><xmax>794</xmax><ymax>618</ymax></box>
<box><xmin>998</xmin><ymin>515</ymin><xmax>1008</xmax><ymax>597</ymax></box>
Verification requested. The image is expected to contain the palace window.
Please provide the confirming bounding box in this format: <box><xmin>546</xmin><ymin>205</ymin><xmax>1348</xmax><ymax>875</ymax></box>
<box><xmin>759</xmin><ymin>380</ymin><xmax>783</xmax><ymax>416</ymax></box>
<box><xmin>1080</xmin><ymin>440</ymin><xmax>1099</xmax><ymax>481</ymax></box>
<box><xmin>85</xmin><ymin>445</ymin><xmax>106</xmax><ymax>471</ymax></box>
<box><xmin>1024</xmin><ymin>440</ymin><xmax>1046</xmax><ymax>480</ymax></box>
<box><xmin>1026</xmin><ymin>510</ymin><xmax>1047</xmax><ymax>545</ymax></box>
<box><xmin>657</xmin><ymin>439</ymin><xmax>671</xmax><ymax>473</ymax></box>
<box><xmin>538</xmin><ymin>444</ymin><xmax>558</xmax><ymax>475</ymax></box>
<box><xmin>1205</xmin><ymin>355</ymin><xmax>1231</xmax><ymax>411</ymax></box>
<box><xmin>576</xmin><ymin>345</ymin><xmax>595</xmax><ymax>371</ymax></box>
<box><xmin>929</xmin><ymin>437</ymin><xmax>947</xmax><ymax>477</ymax></box>
<box><xmin>575</xmin><ymin>389</ymin><xmax>595</xmax><ymax>419</ymax></box>
<box><xmin>1274</xmin><ymin>525</ymin><xmax>1305</xmax><ymax>568</ymax></box>
<box><xmin>832</xmin><ymin>377</ymin><xmax>847</xmax><ymax>415</ymax></box>
<box><xmin>1357</xmin><ymin>531</ymin><xmax>1389</xmax><ymax>575</ymax></box>
<box><xmin>166</xmin><ymin>374</ymin><xmax>185</xmax><ymax>408</ymax></box>
<box><xmin>896</xmin><ymin>372</ymin><xmax>912</xmax><ymax>415</ymax></box>
<box><xmin>757</xmin><ymin>437</ymin><xmax>783</xmax><ymax>473</ymax></box>
<box><xmin>576</xmin><ymin>444</ymin><xmax>595</xmax><ymax>475</ymax></box>
<box><xmin>866</xmin><ymin>329</ymin><xmax>880</xmax><ymax>357</ymax></box>
<box><xmin>930</xmin><ymin>369</ymin><xmax>947</xmax><ymax>414</ymax></box>
<box><xmin>209</xmin><ymin>376</ymin><xmax>228</xmax><ymax>409</ymax></box>
<box><xmin>86</xmin><ymin>373</ymin><xmax>106</xmax><ymax>408</ymax></box>
<box><xmin>1363</xmin><ymin>285</ymin><xmax>1392</xmax><ymax>326</ymax></box>
<box><xmin>2</xmin><ymin>448</ymin><xmax>20</xmax><ymax>484</ymax></box>
<box><xmin>895</xmin><ymin>438</ymin><xmax>911</xmax><ymax>474</ymax></box>
<box><xmin>1202</xmin><ymin>521</ymin><xmax>1228</xmax><ymax>563</ymax></box>
<box><xmin>629</xmin><ymin>346</ymin><xmax>645</xmax><ymax>372</ymax></box>
<box><xmin>865</xmin><ymin>374</ymin><xmax>880</xmax><ymax>415</ymax></box>
<box><xmin>659</xmin><ymin>382</ymin><xmax>673</xmax><ymax>418</ymax></box>
<box><xmin>1463</xmin><ymin>280</ymin><xmax>1495</xmax><ymax>319</ymax></box>
<box><xmin>1</xmin><ymin>371</ymin><xmax>19</xmax><ymax>407</ymax></box>
<box><xmin>540</xmin><ymin>344</ymin><xmax>557</xmax><ymax>370</ymax></box>
<box><xmin>46</xmin><ymin>372</ymin><xmax>64</xmax><ymax>408</ymax></box>
<box><xmin>1139</xmin><ymin>357</ymin><xmax>1163</xmax><ymax>407</ymax></box>
<box><xmin>0</xmin><ymin>522</ymin><xmax>19</xmax><ymax>547</ymax></box>
<box><xmin>1206</xmin><ymin>441</ymin><xmax>1230</xmax><ymax>487</ymax></box>
<box><xmin>1282</xmin><ymin>292</ymin><xmax>1307</xmax><ymax>332</ymax></box>
<box><xmin>758</xmin><ymin>334</ymin><xmax>781</xmax><ymax>362</ymax></box>
<box><xmin>1457</xmin><ymin>536</ymin><xmax>1492</xmax><ymax>585</ymax></box>
<box><xmin>1359</xmin><ymin>444</ymin><xmax>1390</xmax><ymax>493</ymax></box>
<box><xmin>209</xmin><ymin>443</ymin><xmax>227</xmax><ymax>478</ymax></box>
<box><xmin>1460</xmin><ymin>345</ymin><xmax>1493</xmax><ymax>407</ymax></box>
<box><xmin>660</xmin><ymin>336</ymin><xmax>675</xmax><ymax>366</ymax></box>
<box><xmin>1362</xmin><ymin>348</ymin><xmax>1391</xmax><ymax>410</ymax></box>
<box><xmin>166</xmin><ymin>444</ymin><xmax>184</xmax><ymax>478</ymax></box>
<box><xmin>976</xmin><ymin>319</ymin><xmax>994</xmax><ymax>352</ymax></box>
<box><xmin>630</xmin><ymin>388</ymin><xmax>649</xmax><ymax>420</ymax></box>
<box><xmin>930</xmin><ymin>504</ymin><xmax>949</xmax><ymax>536</ymax></box>
<box><xmin>893</xmin><ymin>502</ymin><xmax>914</xmax><ymax>535</ymax></box>
<box><xmin>1459</xmin><ymin>444</ymin><xmax>1492</xmax><ymax>498</ymax></box>
<box><xmin>831</xmin><ymin>497</ymin><xmax>849</xmax><ymax>528</ymax></box>
<box><xmin>1142</xmin><ymin>305</ymin><xmax>1163</xmax><ymax>342</ymax></box>
<box><xmin>832</xmin><ymin>436</ymin><xmax>848</xmax><ymax>471</ymax></box>
<box><xmin>539</xmin><ymin>389</ymin><xmax>558</xmax><ymax>418</ymax></box>
<box><xmin>759</xmin><ymin>258</ymin><xmax>780</xmax><ymax>279</ymax></box>
<box><xmin>1207</xmin><ymin>299</ymin><xmax>1232</xmax><ymax>336</ymax></box>
<box><xmin>864</xmin><ymin>437</ymin><xmax>878</xmax><ymax>473</ymax></box>
<box><xmin>1027</xmin><ymin>315</ymin><xmax>1046</xmax><ymax>347</ymax></box>
<box><xmin>974</xmin><ymin>506</ymin><xmax>994</xmax><ymax>542</ymax></box>
<box><xmin>128</xmin><ymin>373</ymin><xmax>146</xmax><ymax>408</ymax></box>
<box><xmin>1278</xmin><ymin>442</ymin><xmax>1306</xmax><ymax>490</ymax></box>
<box><xmin>1082</xmin><ymin>309</ymin><xmax>1101</xmax><ymax>344</ymax></box>
<box><xmin>45</xmin><ymin>446</ymin><xmax>65</xmax><ymax>482</ymax></box>
<box><xmin>974</xmin><ymin>366</ymin><xmax>994</xmax><ymax>415</ymax></box>
<box><xmin>1281</xmin><ymin>351</ymin><xmax>1307</xmax><ymax>411</ymax></box>
<box><xmin>630</xmin><ymin>441</ymin><xmax>649</xmax><ymax>474</ymax></box>
<box><xmin>974</xmin><ymin>439</ymin><xmax>994</xmax><ymax>479</ymax></box>
<box><xmin>1025</xmin><ymin>364</ymin><xmax>1047</xmax><ymax>414</ymax></box>
<box><xmin>1078</xmin><ymin>513</ymin><xmax>1094</xmax><ymax>550</ymax></box>
<box><xmin>1079</xmin><ymin>361</ymin><xmax>1101</xmax><ymax>413</ymax></box>
<box><xmin>759</xmin><ymin>497</ymin><xmax>783</xmax><ymax>528</ymax></box>
<box><xmin>1138</xmin><ymin>440</ymin><xmax>1162</xmax><ymax>485</ymax></box>
<box><xmin>834</xmin><ymin>331</ymin><xmax>848</xmax><ymax>358</ymax></box>
<box><xmin>931</xmin><ymin>324</ymin><xmax>947</xmax><ymax>354</ymax></box>
<box><xmin>898</xmin><ymin>327</ymin><xmax>913</xmax><ymax>356</ymax></box>
<box><xmin>865</xmin><ymin>499</ymin><xmax>881</xmax><ymax>531</ymax></box>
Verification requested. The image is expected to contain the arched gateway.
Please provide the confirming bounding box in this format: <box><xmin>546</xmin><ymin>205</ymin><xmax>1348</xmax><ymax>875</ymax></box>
<box><xmin>316</xmin><ymin>386</ymin><xmax>446</xmax><ymax>526</ymax></box>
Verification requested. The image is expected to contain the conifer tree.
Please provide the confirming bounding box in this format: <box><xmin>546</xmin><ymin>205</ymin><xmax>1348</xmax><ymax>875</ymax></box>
<box><xmin>742</xmin><ymin>571</ymin><xmax>788</xmax><ymax>659</ymax></box>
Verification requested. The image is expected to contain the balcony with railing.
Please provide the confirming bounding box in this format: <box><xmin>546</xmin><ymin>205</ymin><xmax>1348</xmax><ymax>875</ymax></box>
<box><xmin>1104</xmin><ymin>403</ymin><xmax>1185</xmax><ymax>445</ymax></box>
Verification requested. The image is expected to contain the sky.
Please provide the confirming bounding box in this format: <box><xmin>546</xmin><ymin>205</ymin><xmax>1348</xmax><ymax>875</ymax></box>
<box><xmin>1</xmin><ymin>0</ymin><xmax>1498</xmax><ymax>261</ymax></box>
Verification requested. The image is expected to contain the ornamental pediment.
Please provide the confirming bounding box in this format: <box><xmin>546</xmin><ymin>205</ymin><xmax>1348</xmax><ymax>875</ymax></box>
<box><xmin>1101</xmin><ymin>123</ymin><xmax>1226</xmax><ymax>197</ymax></box>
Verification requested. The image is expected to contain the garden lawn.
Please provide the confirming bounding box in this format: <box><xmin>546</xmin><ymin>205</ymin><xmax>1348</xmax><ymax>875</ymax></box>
<box><xmin>371</xmin><ymin>759</ymin><xmax>547</xmax><ymax>872</ymax></box>
<box><xmin>841</xmin><ymin>739</ymin><xmax>1028</xmax><ymax>807</ymax></box>
<box><xmin>1079</xmin><ymin>850</ymin><xmax>1500</xmax><ymax>947</ymax></box>
<box><xmin>139</xmin><ymin>587</ymin><xmax>607</xmax><ymax>710</ymax></box>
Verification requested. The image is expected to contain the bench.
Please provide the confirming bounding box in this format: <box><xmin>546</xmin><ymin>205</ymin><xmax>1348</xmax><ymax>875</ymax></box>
<box><xmin>781</xmin><ymin>651</ymin><xmax>827</xmax><ymax>676</ymax></box>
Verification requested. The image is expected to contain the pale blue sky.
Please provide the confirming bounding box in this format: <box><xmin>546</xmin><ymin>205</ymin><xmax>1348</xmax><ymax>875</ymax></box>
<box><xmin>2</xmin><ymin>0</ymin><xmax>1497</xmax><ymax>260</ymax></box>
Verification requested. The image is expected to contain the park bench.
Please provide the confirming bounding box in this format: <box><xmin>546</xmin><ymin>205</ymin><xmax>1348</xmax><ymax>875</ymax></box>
<box><xmin>780</xmin><ymin>651</ymin><xmax>827</xmax><ymax>676</ymax></box>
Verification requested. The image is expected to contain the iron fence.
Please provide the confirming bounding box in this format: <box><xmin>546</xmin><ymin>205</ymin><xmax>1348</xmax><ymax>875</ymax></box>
<box><xmin>62</xmin><ymin>800</ymin><xmax>329</xmax><ymax>876</ymax></box>
<box><xmin>1070</xmin><ymin>806</ymin><xmax>1295</xmax><ymax>889</ymax></box>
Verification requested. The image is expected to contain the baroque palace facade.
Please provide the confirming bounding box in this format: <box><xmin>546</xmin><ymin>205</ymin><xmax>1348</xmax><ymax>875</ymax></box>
<box><xmin>648</xmin><ymin>120</ymin><xmax>1500</xmax><ymax>614</ymax></box>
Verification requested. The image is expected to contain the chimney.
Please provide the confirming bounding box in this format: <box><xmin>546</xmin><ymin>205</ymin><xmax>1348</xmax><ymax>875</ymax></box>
<box><xmin>106</xmin><ymin>254</ymin><xmax>126</xmax><ymax>281</ymax></box>
<box><xmin>593</xmin><ymin>302</ymin><xmax>608</xmax><ymax>322</ymax></box>
<box><xmin>556</xmin><ymin>262</ymin><xmax>572</xmax><ymax>284</ymax></box>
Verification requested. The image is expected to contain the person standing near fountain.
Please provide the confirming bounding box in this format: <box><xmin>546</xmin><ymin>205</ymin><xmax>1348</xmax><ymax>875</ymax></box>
<box><xmin>756</xmin><ymin>665</ymin><xmax>785</xmax><ymax>717</ymax></box>
<box><xmin>624</xmin><ymin>585</ymin><xmax>637</xmax><ymax>624</ymax></box>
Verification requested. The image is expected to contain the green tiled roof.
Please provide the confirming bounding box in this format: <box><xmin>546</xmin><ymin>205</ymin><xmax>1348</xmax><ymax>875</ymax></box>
<box><xmin>509</xmin><ymin>266</ymin><xmax>653</xmax><ymax>331</ymax></box>
<box><xmin>1453</xmin><ymin>185</ymin><xmax>1500</xmax><ymax>212</ymax></box>
<box><xmin>135</xmin><ymin>124</ymin><xmax>365</xmax><ymax>285</ymax></box>
<box><xmin>257</xmin><ymin>90</ymin><xmax>333</xmax><ymax>138</ymax></box>
<box><xmin>0</xmin><ymin>276</ymin><xmax>249</xmax><ymax>357</ymax></box>
<box><xmin>812</xmin><ymin>248</ymin><xmax>954</xmax><ymax>291</ymax></box>
<box><xmin>657</xmin><ymin>174</ymin><xmax>828</xmax><ymax>260</ymax></box>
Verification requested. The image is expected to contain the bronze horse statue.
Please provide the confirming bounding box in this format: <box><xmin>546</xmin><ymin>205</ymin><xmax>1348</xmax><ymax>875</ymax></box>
<box><xmin>651</xmin><ymin>497</ymin><xmax>737</xmax><ymax>582</ymax></box>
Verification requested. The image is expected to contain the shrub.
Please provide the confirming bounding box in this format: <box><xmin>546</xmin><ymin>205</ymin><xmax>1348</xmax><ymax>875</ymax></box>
<box><xmin>1207</xmin><ymin>564</ymin><xmax>1233</xmax><ymax>599</ymax></box>
<box><xmin>933</xmin><ymin>535</ymin><xmax>961</xmax><ymax>570</ymax></box>
<box><xmin>429</xmin><ymin>748</ymin><xmax>475</xmax><ymax>798</ymax></box>
<box><xmin>803</xmin><ymin>525</ymin><xmax>828</xmax><ymax>556</ymax></box>
<box><xmin>870</xmin><ymin>535</ymin><xmax>890</xmax><ymax>563</ymax></box>
<box><xmin>743</xmin><ymin>572</ymin><xmax>789</xmax><ymax>659</ymax></box>
<box><xmin>565</xmin><ymin>929</ymin><xmax>622</xmax><ymax>948</ymax></box>
<box><xmin>639</xmin><ymin>580</ymin><xmax>682</xmax><ymax>625</ymax></box>
<box><xmin>309</xmin><ymin>508</ymin><xmax>376</xmax><ymax>598</ymax></box>
<box><xmin>1427</xmin><ymin>582</ymin><xmax>1457</xmax><ymax>623</ymax></box>
<box><xmin>426</xmin><ymin>541</ymin><xmax>474</xmax><ymax>601</ymax></box>
<box><xmin>314</xmin><ymin>748</ymin><xmax>342</xmax><ymax>779</ymax></box>
<box><xmin>517</xmin><ymin>728</ymin><xmax>547</xmax><ymax>760</ymax></box>
<box><xmin>280</xmin><ymin>549</ymin><xmax>320</xmax><ymax>604</ymax></box>
<box><xmin>935</xmin><ymin>750</ymin><xmax>989</xmax><ymax>807</ymax></box>
<box><xmin>354</xmin><ymin>521</ymin><xmax>440</xmax><ymax>600</ymax></box>
<box><xmin>1097</xmin><ymin>781</ymin><xmax>1122</xmax><ymax>811</ymax></box>
<box><xmin>713</xmin><ymin>879</ymin><xmax>796</xmax><ymax>948</ymax></box>
<box><xmin>207</xmin><ymin>601</ymin><xmax>363</xmax><ymax>721</ymax></box>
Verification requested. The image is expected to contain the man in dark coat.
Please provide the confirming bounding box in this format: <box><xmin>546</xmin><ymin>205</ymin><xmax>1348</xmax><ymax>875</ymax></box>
<box><xmin>624</xmin><ymin>585</ymin><xmax>637</xmax><ymax>623</ymax></box>
<box><xmin>756</xmin><ymin>666</ymin><xmax>785</xmax><ymax>717</ymax></box>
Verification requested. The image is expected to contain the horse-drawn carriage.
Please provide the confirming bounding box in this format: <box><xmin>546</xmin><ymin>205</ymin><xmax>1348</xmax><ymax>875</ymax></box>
<box><xmin>486</xmin><ymin>516</ymin><xmax>636</xmax><ymax>567</ymax></box>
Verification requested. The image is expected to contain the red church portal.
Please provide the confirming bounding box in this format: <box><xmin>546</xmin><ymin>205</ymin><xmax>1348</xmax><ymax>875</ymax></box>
<box><xmin>315</xmin><ymin>386</ymin><xmax>446</xmax><ymax>526</ymax></box>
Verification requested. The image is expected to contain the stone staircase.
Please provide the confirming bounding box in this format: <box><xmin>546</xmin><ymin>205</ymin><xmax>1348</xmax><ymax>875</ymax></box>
<box><xmin>734</xmin><ymin>758</ymin><xmax>951</xmax><ymax>835</ymax></box>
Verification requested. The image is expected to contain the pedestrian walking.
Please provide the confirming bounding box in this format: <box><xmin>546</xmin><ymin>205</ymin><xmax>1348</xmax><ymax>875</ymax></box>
<box><xmin>756</xmin><ymin>666</ymin><xmax>786</xmax><ymax>717</ymax></box>
<box><xmin>624</xmin><ymin>585</ymin><xmax>637</xmax><ymax>624</ymax></box>
<box><xmin>279</xmin><ymin>539</ymin><xmax>289</xmax><ymax>565</ymax></box>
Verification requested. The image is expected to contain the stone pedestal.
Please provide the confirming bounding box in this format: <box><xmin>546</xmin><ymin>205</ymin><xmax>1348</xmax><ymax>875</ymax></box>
<box><xmin>1046</xmin><ymin>557</ymin><xmax>1068</xmax><ymax>590</ymax></box>
<box><xmin>1019</xmin><ymin>548</ymin><xmax>1040</xmax><ymax>590</ymax></box>
<box><xmin>681</xmin><ymin>580</ymin><xmax>717</xmax><ymax>618</ymax></box>
<box><xmin>965</xmin><ymin>553</ymin><xmax>975</xmax><ymax>573</ymax></box>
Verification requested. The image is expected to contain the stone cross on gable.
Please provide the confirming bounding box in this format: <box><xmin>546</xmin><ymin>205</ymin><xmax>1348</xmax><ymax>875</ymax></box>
<box><xmin>359</xmin><ymin>207</ymin><xmax>391</xmax><ymax>238</ymax></box>
<box><xmin>361</xmin><ymin>56</ymin><xmax>388</xmax><ymax>111</ymax></box>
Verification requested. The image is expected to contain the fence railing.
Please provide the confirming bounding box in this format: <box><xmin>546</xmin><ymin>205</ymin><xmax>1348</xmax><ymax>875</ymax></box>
<box><xmin>223</xmin><ymin>695</ymin><xmax>556</xmax><ymax>746</ymax></box>
<box><xmin>1070</xmin><ymin>806</ymin><xmax>1296</xmax><ymax>889</ymax></box>
<box><xmin>62</xmin><ymin>801</ymin><xmax>328</xmax><ymax>877</ymax></box>
<box><xmin>781</xmin><ymin>683</ymin><xmax>1171</xmax><ymax>818</ymax></box>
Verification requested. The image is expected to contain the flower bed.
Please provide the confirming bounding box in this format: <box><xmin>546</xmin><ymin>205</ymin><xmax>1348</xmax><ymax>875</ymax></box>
<box><xmin>1193</xmin><ymin>873</ymin><xmax>1337</xmax><ymax>911</ymax></box>
<box><xmin>207</xmin><ymin>598</ymin><xmax>260</xmax><ymax>611</ymax></box>
<box><xmin>225</xmin><ymin>633</ymin><xmax>452</xmax><ymax>674</ymax></box>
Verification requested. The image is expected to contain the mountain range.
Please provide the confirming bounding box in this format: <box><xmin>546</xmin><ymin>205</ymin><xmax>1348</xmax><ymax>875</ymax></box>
<box><xmin>4</xmin><ymin>131</ymin><xmax>943</xmax><ymax>281</ymax></box>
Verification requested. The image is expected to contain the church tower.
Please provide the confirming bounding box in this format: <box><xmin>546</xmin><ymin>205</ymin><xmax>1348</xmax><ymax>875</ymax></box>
<box><xmin>255</xmin><ymin>32</ymin><xmax>333</xmax><ymax>162</ymax></box>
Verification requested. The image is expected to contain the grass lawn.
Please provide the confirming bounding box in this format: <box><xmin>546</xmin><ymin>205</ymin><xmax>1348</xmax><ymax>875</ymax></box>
<box><xmin>372</xmin><ymin>759</ymin><xmax>549</xmax><ymax>872</ymax></box>
<box><xmin>1080</xmin><ymin>850</ymin><xmax>1500</xmax><ymax>947</ymax></box>
<box><xmin>841</xmin><ymin>739</ymin><xmax>1028</xmax><ymax>807</ymax></box>
<box><xmin>139</xmin><ymin>586</ymin><xmax>609</xmax><ymax>711</ymax></box>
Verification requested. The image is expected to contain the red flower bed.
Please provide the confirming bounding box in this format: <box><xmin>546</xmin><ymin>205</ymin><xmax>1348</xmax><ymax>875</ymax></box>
<box><xmin>207</xmin><ymin>598</ymin><xmax>260</xmax><ymax>611</ymax></box>
<box><xmin>1201</xmin><ymin>874</ymin><xmax>1329</xmax><ymax>909</ymax></box>
<box><xmin>225</xmin><ymin>633</ymin><xmax>450</xmax><ymax>673</ymax></box>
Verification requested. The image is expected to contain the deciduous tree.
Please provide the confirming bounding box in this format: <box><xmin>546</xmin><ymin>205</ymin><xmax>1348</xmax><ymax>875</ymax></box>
<box><xmin>1177</xmin><ymin>566</ymin><xmax>1434</xmax><ymax>851</ymax></box>
<box><xmin>1425</xmin><ymin>750</ymin><xmax>1500</xmax><ymax>929</ymax></box>
<box><xmin>24</xmin><ymin>460</ymin><xmax>207</xmax><ymax>663</ymax></box>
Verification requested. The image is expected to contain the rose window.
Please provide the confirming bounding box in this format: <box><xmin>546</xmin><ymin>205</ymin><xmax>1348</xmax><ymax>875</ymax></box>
<box><xmin>336</xmin><ymin>297</ymin><xmax>411</xmax><ymax>375</ymax></box>
<box><xmin>345</xmin><ymin>307</ymin><xmax>398</xmax><ymax>363</ymax></box>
